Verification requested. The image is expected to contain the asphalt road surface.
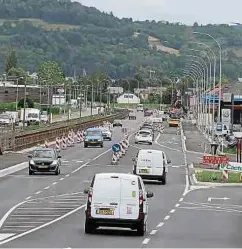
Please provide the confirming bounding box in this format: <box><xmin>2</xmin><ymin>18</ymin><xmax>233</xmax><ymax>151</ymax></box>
<box><xmin>0</xmin><ymin>113</ymin><xmax>241</xmax><ymax>248</ymax></box>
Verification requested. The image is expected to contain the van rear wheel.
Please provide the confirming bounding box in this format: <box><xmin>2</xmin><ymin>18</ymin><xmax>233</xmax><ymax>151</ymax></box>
<box><xmin>84</xmin><ymin>219</ymin><xmax>95</xmax><ymax>234</ymax></box>
<box><xmin>137</xmin><ymin>221</ymin><xmax>146</xmax><ymax>236</ymax></box>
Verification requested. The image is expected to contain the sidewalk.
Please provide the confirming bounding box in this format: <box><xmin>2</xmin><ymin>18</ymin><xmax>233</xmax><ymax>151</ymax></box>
<box><xmin>183</xmin><ymin>121</ymin><xmax>236</xmax><ymax>161</ymax></box>
<box><xmin>0</xmin><ymin>153</ymin><xmax>27</xmax><ymax>170</ymax></box>
<box><xmin>52</xmin><ymin>108</ymin><xmax>98</xmax><ymax>122</ymax></box>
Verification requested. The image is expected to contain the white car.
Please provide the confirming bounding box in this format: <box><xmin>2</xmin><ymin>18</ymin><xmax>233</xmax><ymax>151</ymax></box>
<box><xmin>84</xmin><ymin>173</ymin><xmax>154</xmax><ymax>235</ymax></box>
<box><xmin>135</xmin><ymin>130</ymin><xmax>153</xmax><ymax>145</ymax></box>
<box><xmin>101</xmin><ymin>127</ymin><xmax>112</xmax><ymax>141</ymax></box>
<box><xmin>132</xmin><ymin>149</ymin><xmax>170</xmax><ymax>185</ymax></box>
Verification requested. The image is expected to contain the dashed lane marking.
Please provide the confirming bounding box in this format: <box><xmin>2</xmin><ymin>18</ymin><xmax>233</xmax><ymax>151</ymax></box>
<box><xmin>157</xmin><ymin>222</ymin><xmax>164</xmax><ymax>228</ymax></box>
<box><xmin>142</xmin><ymin>238</ymin><xmax>150</xmax><ymax>245</ymax></box>
<box><xmin>60</xmin><ymin>178</ymin><xmax>64</xmax><ymax>181</ymax></box>
<box><xmin>179</xmin><ymin>198</ymin><xmax>183</xmax><ymax>202</ymax></box>
<box><xmin>52</xmin><ymin>182</ymin><xmax>57</xmax><ymax>185</ymax></box>
<box><xmin>35</xmin><ymin>191</ymin><xmax>41</xmax><ymax>195</ymax></box>
<box><xmin>164</xmin><ymin>215</ymin><xmax>170</xmax><ymax>220</ymax></box>
<box><xmin>170</xmin><ymin>209</ymin><xmax>176</xmax><ymax>213</ymax></box>
<box><xmin>175</xmin><ymin>203</ymin><xmax>180</xmax><ymax>208</ymax></box>
<box><xmin>44</xmin><ymin>186</ymin><xmax>50</xmax><ymax>190</ymax></box>
<box><xmin>150</xmin><ymin>229</ymin><xmax>158</xmax><ymax>235</ymax></box>
<box><xmin>25</xmin><ymin>196</ymin><xmax>31</xmax><ymax>200</ymax></box>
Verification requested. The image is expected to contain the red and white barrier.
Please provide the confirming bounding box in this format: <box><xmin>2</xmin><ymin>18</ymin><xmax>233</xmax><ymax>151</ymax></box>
<box><xmin>55</xmin><ymin>137</ymin><xmax>61</xmax><ymax>150</ymax></box>
<box><xmin>77</xmin><ymin>130</ymin><xmax>84</xmax><ymax>143</ymax></box>
<box><xmin>222</xmin><ymin>169</ymin><xmax>228</xmax><ymax>181</ymax></box>
<box><xmin>44</xmin><ymin>140</ymin><xmax>49</xmax><ymax>148</ymax></box>
<box><xmin>111</xmin><ymin>152</ymin><xmax>119</xmax><ymax>165</ymax></box>
<box><xmin>62</xmin><ymin>136</ymin><xmax>67</xmax><ymax>150</ymax></box>
<box><xmin>67</xmin><ymin>132</ymin><xmax>74</xmax><ymax>147</ymax></box>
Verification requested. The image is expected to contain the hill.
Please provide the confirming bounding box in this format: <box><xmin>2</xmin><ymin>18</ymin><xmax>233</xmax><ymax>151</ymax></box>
<box><xmin>0</xmin><ymin>0</ymin><xmax>242</xmax><ymax>80</ymax></box>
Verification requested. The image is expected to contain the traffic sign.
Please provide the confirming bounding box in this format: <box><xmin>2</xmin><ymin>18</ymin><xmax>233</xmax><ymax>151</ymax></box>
<box><xmin>219</xmin><ymin>162</ymin><xmax>242</xmax><ymax>172</ymax></box>
<box><xmin>112</xmin><ymin>143</ymin><xmax>121</xmax><ymax>153</ymax></box>
<box><xmin>203</xmin><ymin>155</ymin><xmax>228</xmax><ymax>165</ymax></box>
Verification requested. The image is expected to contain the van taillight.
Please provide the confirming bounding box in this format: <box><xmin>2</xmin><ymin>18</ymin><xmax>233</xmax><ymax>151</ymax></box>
<box><xmin>87</xmin><ymin>190</ymin><xmax>92</xmax><ymax>217</ymax></box>
<box><xmin>139</xmin><ymin>190</ymin><xmax>144</xmax><ymax>219</ymax></box>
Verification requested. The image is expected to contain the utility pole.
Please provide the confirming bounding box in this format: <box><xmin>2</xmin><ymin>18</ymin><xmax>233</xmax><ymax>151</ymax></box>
<box><xmin>23</xmin><ymin>78</ymin><xmax>27</xmax><ymax>130</ymax></box>
<box><xmin>79</xmin><ymin>79</ymin><xmax>82</xmax><ymax>118</ymax></box>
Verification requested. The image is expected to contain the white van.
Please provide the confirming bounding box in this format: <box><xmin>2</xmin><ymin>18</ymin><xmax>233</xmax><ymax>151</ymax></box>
<box><xmin>84</xmin><ymin>173</ymin><xmax>154</xmax><ymax>235</ymax></box>
<box><xmin>137</xmin><ymin>104</ymin><xmax>144</xmax><ymax>112</ymax></box>
<box><xmin>133</xmin><ymin>149</ymin><xmax>170</xmax><ymax>184</ymax></box>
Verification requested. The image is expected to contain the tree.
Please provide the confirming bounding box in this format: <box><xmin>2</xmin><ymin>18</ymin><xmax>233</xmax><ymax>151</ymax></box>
<box><xmin>18</xmin><ymin>98</ymin><xmax>34</xmax><ymax>108</ymax></box>
<box><xmin>38</xmin><ymin>61</ymin><xmax>65</xmax><ymax>85</ymax></box>
<box><xmin>7</xmin><ymin>67</ymin><xmax>30</xmax><ymax>84</ymax></box>
<box><xmin>5</xmin><ymin>49</ymin><xmax>17</xmax><ymax>73</ymax></box>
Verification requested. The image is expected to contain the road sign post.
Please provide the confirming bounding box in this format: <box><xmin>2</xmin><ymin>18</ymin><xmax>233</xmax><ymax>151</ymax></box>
<box><xmin>112</xmin><ymin>143</ymin><xmax>121</xmax><ymax>153</ymax></box>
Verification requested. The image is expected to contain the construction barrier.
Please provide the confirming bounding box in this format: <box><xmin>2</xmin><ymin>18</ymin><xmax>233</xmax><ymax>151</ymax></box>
<box><xmin>222</xmin><ymin>169</ymin><xmax>228</xmax><ymax>182</ymax></box>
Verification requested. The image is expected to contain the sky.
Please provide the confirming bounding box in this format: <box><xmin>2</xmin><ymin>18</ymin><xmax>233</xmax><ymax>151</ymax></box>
<box><xmin>77</xmin><ymin>0</ymin><xmax>242</xmax><ymax>25</ymax></box>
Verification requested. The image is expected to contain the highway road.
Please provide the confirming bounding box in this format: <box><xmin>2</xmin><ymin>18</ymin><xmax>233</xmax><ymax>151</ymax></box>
<box><xmin>0</xmin><ymin>113</ymin><xmax>241</xmax><ymax>247</ymax></box>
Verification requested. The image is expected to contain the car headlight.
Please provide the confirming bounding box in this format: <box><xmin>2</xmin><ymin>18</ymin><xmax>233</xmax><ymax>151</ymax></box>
<box><xmin>51</xmin><ymin>160</ymin><xmax>58</xmax><ymax>166</ymax></box>
<box><xmin>98</xmin><ymin>139</ymin><xmax>102</xmax><ymax>141</ymax></box>
<box><xmin>29</xmin><ymin>160</ymin><xmax>35</xmax><ymax>165</ymax></box>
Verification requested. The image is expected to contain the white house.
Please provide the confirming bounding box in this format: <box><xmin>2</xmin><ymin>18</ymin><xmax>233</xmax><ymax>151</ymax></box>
<box><xmin>117</xmin><ymin>93</ymin><xmax>140</xmax><ymax>104</ymax></box>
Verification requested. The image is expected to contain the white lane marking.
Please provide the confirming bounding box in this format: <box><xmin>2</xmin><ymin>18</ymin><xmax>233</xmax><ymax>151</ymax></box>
<box><xmin>52</xmin><ymin>182</ymin><xmax>57</xmax><ymax>185</ymax></box>
<box><xmin>164</xmin><ymin>215</ymin><xmax>170</xmax><ymax>220</ymax></box>
<box><xmin>171</xmin><ymin>166</ymin><xmax>180</xmax><ymax>168</ymax></box>
<box><xmin>62</xmin><ymin>160</ymin><xmax>69</xmax><ymax>163</ymax></box>
<box><xmin>182</xmin><ymin>168</ymin><xmax>189</xmax><ymax>196</ymax></box>
<box><xmin>44</xmin><ymin>186</ymin><xmax>50</xmax><ymax>190</ymax></box>
<box><xmin>157</xmin><ymin>222</ymin><xmax>164</xmax><ymax>228</ymax></box>
<box><xmin>35</xmin><ymin>191</ymin><xmax>41</xmax><ymax>195</ymax></box>
<box><xmin>170</xmin><ymin>209</ymin><xmax>176</xmax><ymax>213</ymax></box>
<box><xmin>150</xmin><ymin>229</ymin><xmax>158</xmax><ymax>235</ymax></box>
<box><xmin>155</xmin><ymin>132</ymin><xmax>181</xmax><ymax>152</ymax></box>
<box><xmin>4</xmin><ymin>226</ymin><xmax>35</xmax><ymax>228</ymax></box>
<box><xmin>11</xmin><ymin>214</ymin><xmax>60</xmax><ymax>217</ymax></box>
<box><xmin>25</xmin><ymin>196</ymin><xmax>31</xmax><ymax>200</ymax></box>
<box><xmin>60</xmin><ymin>178</ymin><xmax>64</xmax><ymax>181</ymax></box>
<box><xmin>0</xmin><ymin>233</ymin><xmax>15</xmax><ymax>241</ymax></box>
<box><xmin>66</xmin><ymin>174</ymin><xmax>70</xmax><ymax>177</ymax></box>
<box><xmin>0</xmin><ymin>205</ymin><xmax>85</xmax><ymax>245</ymax></box>
<box><xmin>0</xmin><ymin>200</ymin><xmax>27</xmax><ymax>228</ymax></box>
<box><xmin>142</xmin><ymin>238</ymin><xmax>150</xmax><ymax>245</ymax></box>
<box><xmin>179</xmin><ymin>198</ymin><xmax>183</xmax><ymax>202</ymax></box>
<box><xmin>175</xmin><ymin>204</ymin><xmax>180</xmax><ymax>208</ymax></box>
<box><xmin>6</xmin><ymin>221</ymin><xmax>44</xmax><ymax>224</ymax></box>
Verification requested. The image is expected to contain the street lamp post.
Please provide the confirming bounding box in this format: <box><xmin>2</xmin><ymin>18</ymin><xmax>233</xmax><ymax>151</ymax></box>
<box><xmin>193</xmin><ymin>32</ymin><xmax>222</xmax><ymax>122</ymax></box>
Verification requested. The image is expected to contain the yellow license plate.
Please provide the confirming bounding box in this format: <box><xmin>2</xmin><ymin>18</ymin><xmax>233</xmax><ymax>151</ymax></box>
<box><xmin>97</xmin><ymin>209</ymin><xmax>114</xmax><ymax>215</ymax></box>
<box><xmin>140</xmin><ymin>169</ymin><xmax>149</xmax><ymax>173</ymax></box>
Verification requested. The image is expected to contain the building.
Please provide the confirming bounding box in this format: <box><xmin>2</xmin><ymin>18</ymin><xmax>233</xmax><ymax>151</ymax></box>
<box><xmin>107</xmin><ymin>86</ymin><xmax>123</xmax><ymax>94</ymax></box>
<box><xmin>0</xmin><ymin>81</ymin><xmax>50</xmax><ymax>104</ymax></box>
<box><xmin>117</xmin><ymin>93</ymin><xmax>140</xmax><ymax>104</ymax></box>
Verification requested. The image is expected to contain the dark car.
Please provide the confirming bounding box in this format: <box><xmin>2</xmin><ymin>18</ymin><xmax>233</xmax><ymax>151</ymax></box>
<box><xmin>28</xmin><ymin>148</ymin><xmax>61</xmax><ymax>175</ymax></box>
<box><xmin>144</xmin><ymin>110</ymin><xmax>153</xmax><ymax>117</ymax></box>
<box><xmin>113</xmin><ymin>119</ymin><xmax>122</xmax><ymax>127</ymax></box>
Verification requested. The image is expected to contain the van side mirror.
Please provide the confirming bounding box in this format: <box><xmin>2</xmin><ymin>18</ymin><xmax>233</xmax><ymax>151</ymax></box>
<box><xmin>132</xmin><ymin>158</ymin><xmax>136</xmax><ymax>162</ymax></box>
<box><xmin>84</xmin><ymin>188</ymin><xmax>89</xmax><ymax>194</ymax></box>
<box><xmin>27</xmin><ymin>154</ymin><xmax>32</xmax><ymax>158</ymax></box>
<box><xmin>167</xmin><ymin>159</ymin><xmax>171</xmax><ymax>164</ymax></box>
<box><xmin>146</xmin><ymin>191</ymin><xmax>154</xmax><ymax>198</ymax></box>
<box><xmin>58</xmin><ymin>155</ymin><xmax>62</xmax><ymax>158</ymax></box>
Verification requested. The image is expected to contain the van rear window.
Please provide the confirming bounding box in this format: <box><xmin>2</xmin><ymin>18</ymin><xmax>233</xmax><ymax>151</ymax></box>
<box><xmin>93</xmin><ymin>178</ymin><xmax>120</xmax><ymax>197</ymax></box>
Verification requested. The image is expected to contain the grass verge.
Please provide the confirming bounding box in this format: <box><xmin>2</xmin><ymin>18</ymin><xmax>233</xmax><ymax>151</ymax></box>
<box><xmin>223</xmin><ymin>147</ymin><xmax>237</xmax><ymax>154</ymax></box>
<box><xmin>196</xmin><ymin>170</ymin><xmax>242</xmax><ymax>183</ymax></box>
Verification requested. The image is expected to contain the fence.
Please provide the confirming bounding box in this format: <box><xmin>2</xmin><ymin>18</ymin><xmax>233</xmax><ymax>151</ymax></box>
<box><xmin>0</xmin><ymin>110</ymin><xmax>128</xmax><ymax>152</ymax></box>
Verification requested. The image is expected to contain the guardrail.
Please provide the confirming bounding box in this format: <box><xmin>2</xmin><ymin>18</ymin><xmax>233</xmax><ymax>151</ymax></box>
<box><xmin>0</xmin><ymin>110</ymin><xmax>128</xmax><ymax>152</ymax></box>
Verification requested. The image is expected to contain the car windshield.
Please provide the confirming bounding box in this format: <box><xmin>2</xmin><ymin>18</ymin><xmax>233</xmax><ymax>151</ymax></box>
<box><xmin>87</xmin><ymin>130</ymin><xmax>102</xmax><ymax>136</ymax></box>
<box><xmin>33</xmin><ymin>150</ymin><xmax>55</xmax><ymax>158</ymax></box>
<box><xmin>102</xmin><ymin>129</ymin><xmax>109</xmax><ymax>133</ymax></box>
<box><xmin>139</xmin><ymin>131</ymin><xmax>151</xmax><ymax>136</ymax></box>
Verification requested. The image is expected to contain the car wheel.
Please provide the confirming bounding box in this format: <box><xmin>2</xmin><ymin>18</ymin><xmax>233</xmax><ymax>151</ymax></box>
<box><xmin>149</xmin><ymin>142</ymin><xmax>152</xmax><ymax>145</ymax></box>
<box><xmin>135</xmin><ymin>141</ymin><xmax>138</xmax><ymax>144</ymax></box>
<box><xmin>137</xmin><ymin>220</ymin><xmax>146</xmax><ymax>236</ymax></box>
<box><xmin>84</xmin><ymin>219</ymin><xmax>95</xmax><ymax>234</ymax></box>
<box><xmin>29</xmin><ymin>169</ymin><xmax>33</xmax><ymax>175</ymax></box>
<box><xmin>100</xmin><ymin>143</ymin><xmax>103</xmax><ymax>148</ymax></box>
<box><xmin>109</xmin><ymin>138</ymin><xmax>112</xmax><ymax>141</ymax></box>
<box><xmin>84</xmin><ymin>143</ymin><xmax>88</xmax><ymax>148</ymax></box>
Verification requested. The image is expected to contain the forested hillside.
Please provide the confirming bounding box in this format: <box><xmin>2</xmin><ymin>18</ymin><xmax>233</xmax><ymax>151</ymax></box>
<box><xmin>0</xmin><ymin>0</ymin><xmax>242</xmax><ymax>79</ymax></box>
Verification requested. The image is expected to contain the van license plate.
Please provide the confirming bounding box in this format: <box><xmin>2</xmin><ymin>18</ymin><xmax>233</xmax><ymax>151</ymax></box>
<box><xmin>140</xmin><ymin>169</ymin><xmax>149</xmax><ymax>173</ymax></box>
<box><xmin>97</xmin><ymin>208</ymin><xmax>114</xmax><ymax>215</ymax></box>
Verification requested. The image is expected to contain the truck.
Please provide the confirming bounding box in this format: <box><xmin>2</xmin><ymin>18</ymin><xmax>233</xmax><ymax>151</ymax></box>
<box><xmin>168</xmin><ymin>112</ymin><xmax>180</xmax><ymax>127</ymax></box>
<box><xmin>20</xmin><ymin>108</ymin><xmax>40</xmax><ymax>125</ymax></box>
